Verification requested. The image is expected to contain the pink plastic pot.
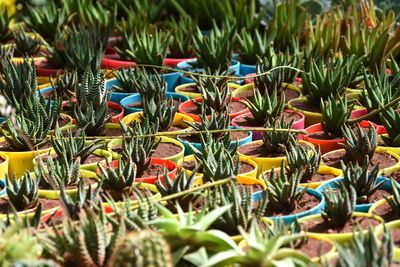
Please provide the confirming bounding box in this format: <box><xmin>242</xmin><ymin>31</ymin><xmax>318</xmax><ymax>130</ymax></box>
<box><xmin>178</xmin><ymin>97</ymin><xmax>249</xmax><ymax>122</ymax></box>
<box><xmin>231</xmin><ymin>110</ymin><xmax>305</xmax><ymax>141</ymax></box>
<box><xmin>97</xmin><ymin>158</ymin><xmax>177</xmax><ymax>185</ymax></box>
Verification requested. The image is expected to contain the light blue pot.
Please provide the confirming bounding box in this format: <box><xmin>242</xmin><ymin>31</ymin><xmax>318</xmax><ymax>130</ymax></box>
<box><xmin>120</xmin><ymin>92</ymin><xmax>189</xmax><ymax>115</ymax></box>
<box><xmin>316</xmin><ymin>177</ymin><xmax>393</xmax><ymax>212</ymax></box>
<box><xmin>253</xmin><ymin>188</ymin><xmax>325</xmax><ymax>224</ymax></box>
<box><xmin>177</xmin><ymin>127</ymin><xmax>253</xmax><ymax>156</ymax></box>
<box><xmin>0</xmin><ymin>180</ymin><xmax>6</xmax><ymax>196</ymax></box>
<box><xmin>106</xmin><ymin>78</ymin><xmax>131</xmax><ymax>104</ymax></box>
<box><xmin>239</xmin><ymin>63</ymin><xmax>256</xmax><ymax>76</ymax></box>
<box><xmin>162</xmin><ymin>72</ymin><xmax>182</xmax><ymax>92</ymax></box>
<box><xmin>0</xmin><ymin>117</ymin><xmax>5</xmax><ymax>124</ymax></box>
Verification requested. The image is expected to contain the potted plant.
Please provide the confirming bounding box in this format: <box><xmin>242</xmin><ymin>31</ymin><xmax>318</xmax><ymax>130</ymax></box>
<box><xmin>374</xmin><ymin>219</ymin><xmax>400</xmax><ymax>261</ymax></box>
<box><xmin>298</xmin><ymin>183</ymin><xmax>383</xmax><ymax>243</ymax></box>
<box><xmin>0</xmin><ymin>10</ymin><xmax>12</xmax><ymax>43</ymax></box>
<box><xmin>379</xmin><ymin>107</ymin><xmax>400</xmax><ymax>156</ymax></box>
<box><xmin>10</xmin><ymin>27</ymin><xmax>42</xmax><ymax>59</ymax></box>
<box><xmin>369</xmin><ymin>180</ymin><xmax>400</xmax><ymax>222</ymax></box>
<box><xmin>109</xmin><ymin>67</ymin><xmax>139</xmax><ymax>104</ymax></box>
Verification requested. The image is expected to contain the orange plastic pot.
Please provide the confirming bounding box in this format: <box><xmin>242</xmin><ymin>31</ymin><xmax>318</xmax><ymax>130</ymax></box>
<box><xmin>178</xmin><ymin>97</ymin><xmax>248</xmax><ymax>122</ymax></box>
<box><xmin>97</xmin><ymin>158</ymin><xmax>177</xmax><ymax>185</ymax></box>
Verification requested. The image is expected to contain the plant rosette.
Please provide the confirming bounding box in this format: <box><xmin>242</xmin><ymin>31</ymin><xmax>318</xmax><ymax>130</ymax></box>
<box><xmin>175</xmin><ymin>82</ymin><xmax>241</xmax><ymax>99</ymax></box>
<box><xmin>107</xmin><ymin>136</ymin><xmax>185</xmax><ymax>163</ymax></box>
<box><xmin>178</xmin><ymin>127</ymin><xmax>252</xmax><ymax>155</ymax></box>
<box><xmin>374</xmin><ymin>220</ymin><xmax>400</xmax><ymax>260</ymax></box>
<box><xmin>238</xmin><ymin>140</ymin><xmax>314</xmax><ymax>175</ymax></box>
<box><xmin>32</xmin><ymin>169</ymin><xmax>99</xmax><ymax>200</ymax></box>
<box><xmin>34</xmin><ymin>149</ymin><xmax>112</xmax><ymax>173</ymax></box>
<box><xmin>316</xmin><ymin>177</ymin><xmax>392</xmax><ymax>212</ymax></box>
<box><xmin>179</xmin><ymin>155</ymin><xmax>262</xmax><ymax>186</ymax></box>
<box><xmin>0</xmin><ymin>137</ymin><xmax>52</xmax><ymax>179</ymax></box>
<box><xmin>232</xmin><ymin>83</ymin><xmax>302</xmax><ymax>104</ymax></box>
<box><xmin>253</xmin><ymin>187</ymin><xmax>325</xmax><ymax>224</ymax></box>
<box><xmin>176</xmin><ymin>59</ymin><xmax>240</xmax><ymax>76</ymax></box>
<box><xmin>121</xmin><ymin>111</ymin><xmax>194</xmax><ymax>138</ymax></box>
<box><xmin>67</xmin><ymin>101</ymin><xmax>124</xmax><ymax>125</ymax></box>
<box><xmin>96</xmin><ymin>158</ymin><xmax>177</xmax><ymax>185</ymax></box>
<box><xmin>120</xmin><ymin>92</ymin><xmax>189</xmax><ymax>114</ymax></box>
<box><xmin>178</xmin><ymin>97</ymin><xmax>249</xmax><ymax>122</ymax></box>
<box><xmin>297</xmin><ymin>212</ymin><xmax>384</xmax><ymax>244</ymax></box>
<box><xmin>303</xmin><ymin>121</ymin><xmax>377</xmax><ymax>155</ymax></box>
<box><xmin>231</xmin><ymin>110</ymin><xmax>305</xmax><ymax>141</ymax></box>
<box><xmin>0</xmin><ymin>152</ymin><xmax>9</xmax><ymax>181</ymax></box>
<box><xmin>321</xmin><ymin>147</ymin><xmax>400</xmax><ymax>176</ymax></box>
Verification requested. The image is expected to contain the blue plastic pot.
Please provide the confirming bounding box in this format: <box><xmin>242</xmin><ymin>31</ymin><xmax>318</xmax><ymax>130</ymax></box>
<box><xmin>252</xmin><ymin>187</ymin><xmax>325</xmax><ymax>224</ymax></box>
<box><xmin>120</xmin><ymin>92</ymin><xmax>189</xmax><ymax>115</ymax></box>
<box><xmin>177</xmin><ymin>127</ymin><xmax>253</xmax><ymax>156</ymax></box>
<box><xmin>161</xmin><ymin>72</ymin><xmax>182</xmax><ymax>92</ymax></box>
<box><xmin>239</xmin><ymin>63</ymin><xmax>256</xmax><ymax>76</ymax></box>
<box><xmin>106</xmin><ymin>78</ymin><xmax>132</xmax><ymax>104</ymax></box>
<box><xmin>316</xmin><ymin>177</ymin><xmax>393</xmax><ymax>212</ymax></box>
<box><xmin>0</xmin><ymin>117</ymin><xmax>5</xmax><ymax>124</ymax></box>
<box><xmin>0</xmin><ymin>179</ymin><xmax>5</xmax><ymax>196</ymax></box>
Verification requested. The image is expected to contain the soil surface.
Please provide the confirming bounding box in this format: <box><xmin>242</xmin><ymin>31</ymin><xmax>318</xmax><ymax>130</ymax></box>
<box><xmin>322</xmin><ymin>150</ymin><xmax>397</xmax><ymax>170</ymax></box>
<box><xmin>291</xmin><ymin>100</ymin><xmax>321</xmax><ymax>113</ymax></box>
<box><xmin>181</xmin><ymin>160</ymin><xmax>254</xmax><ymax>175</ymax></box>
<box><xmin>234</xmin><ymin>110</ymin><xmax>302</xmax><ymax>127</ymax></box>
<box><xmin>264</xmin><ymin>192</ymin><xmax>320</xmax><ymax>216</ymax></box>
<box><xmin>295</xmin><ymin>237</ymin><xmax>332</xmax><ymax>258</ymax></box>
<box><xmin>238</xmin><ymin>141</ymin><xmax>308</xmax><ymax>158</ymax></box>
<box><xmin>106</xmin><ymin>106</ymin><xmax>121</xmax><ymax>121</ymax></box>
<box><xmin>372</xmin><ymin>201</ymin><xmax>399</xmax><ymax>222</ymax></box>
<box><xmin>140</xmin><ymin>164</ymin><xmax>168</xmax><ymax>178</ymax></box>
<box><xmin>178</xmin><ymin>85</ymin><xmax>199</xmax><ymax>93</ymax></box>
<box><xmin>39</xmin><ymin>177</ymin><xmax>97</xmax><ymax>190</ymax></box>
<box><xmin>151</xmin><ymin>142</ymin><xmax>182</xmax><ymax>159</ymax></box>
<box><xmin>0</xmin><ymin>198</ymin><xmax>59</xmax><ymax>214</ymax></box>
<box><xmin>0</xmin><ymin>141</ymin><xmax>51</xmax><ymax>152</ymax></box>
<box><xmin>301</xmin><ymin>216</ymin><xmax>380</xmax><ymax>233</ymax></box>
<box><xmin>180</xmin><ymin>131</ymin><xmax>249</xmax><ymax>144</ymax></box>
<box><xmin>181</xmin><ymin>100</ymin><xmax>247</xmax><ymax>115</ymax></box>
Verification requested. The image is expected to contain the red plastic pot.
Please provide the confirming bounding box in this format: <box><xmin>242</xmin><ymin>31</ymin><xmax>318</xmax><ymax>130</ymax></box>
<box><xmin>351</xmin><ymin>108</ymin><xmax>386</xmax><ymax>134</ymax></box>
<box><xmin>303</xmin><ymin>120</ymin><xmax>377</xmax><ymax>154</ymax></box>
<box><xmin>97</xmin><ymin>158</ymin><xmax>177</xmax><ymax>185</ymax></box>
<box><xmin>101</xmin><ymin>55</ymin><xmax>136</xmax><ymax>69</ymax></box>
<box><xmin>108</xmin><ymin>101</ymin><xmax>125</xmax><ymax>123</ymax></box>
<box><xmin>164</xmin><ymin>57</ymin><xmax>196</xmax><ymax>67</ymax></box>
<box><xmin>231</xmin><ymin>110</ymin><xmax>305</xmax><ymax>140</ymax></box>
<box><xmin>178</xmin><ymin>97</ymin><xmax>249</xmax><ymax>122</ymax></box>
<box><xmin>35</xmin><ymin>58</ymin><xmax>63</xmax><ymax>77</ymax></box>
<box><xmin>244</xmin><ymin>73</ymin><xmax>256</xmax><ymax>84</ymax></box>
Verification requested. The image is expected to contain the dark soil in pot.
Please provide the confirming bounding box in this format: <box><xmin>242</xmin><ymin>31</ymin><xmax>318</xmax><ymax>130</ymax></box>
<box><xmin>236</xmin><ymin>87</ymin><xmax>300</xmax><ymax>103</ymax></box>
<box><xmin>322</xmin><ymin>150</ymin><xmax>397</xmax><ymax>170</ymax></box>
<box><xmin>0</xmin><ymin>141</ymin><xmax>52</xmax><ymax>152</ymax></box>
<box><xmin>151</xmin><ymin>142</ymin><xmax>182</xmax><ymax>159</ymax></box>
<box><xmin>234</xmin><ymin>111</ymin><xmax>302</xmax><ymax>128</ymax></box>
<box><xmin>140</xmin><ymin>164</ymin><xmax>168</xmax><ymax>178</ymax></box>
<box><xmin>165</xmin><ymin>125</ymin><xmax>186</xmax><ymax>132</ymax></box>
<box><xmin>308</xmin><ymin>124</ymin><xmax>373</xmax><ymax>140</ymax></box>
<box><xmin>291</xmin><ymin>100</ymin><xmax>321</xmax><ymax>113</ymax></box>
<box><xmin>39</xmin><ymin>177</ymin><xmax>97</xmax><ymax>190</ymax></box>
<box><xmin>181</xmin><ymin>131</ymin><xmax>249</xmax><ymax>144</ymax></box>
<box><xmin>389</xmin><ymin>170</ymin><xmax>400</xmax><ymax>183</ymax></box>
<box><xmin>372</xmin><ymin>201</ymin><xmax>398</xmax><ymax>222</ymax></box>
<box><xmin>295</xmin><ymin>238</ymin><xmax>333</xmax><ymax>258</ymax></box>
<box><xmin>57</xmin><ymin>116</ymin><xmax>70</xmax><ymax>127</ymax></box>
<box><xmin>99</xmin><ymin>127</ymin><xmax>123</xmax><ymax>137</ymax></box>
<box><xmin>301</xmin><ymin>216</ymin><xmax>380</xmax><ymax>234</ymax></box>
<box><xmin>263</xmin><ymin>192</ymin><xmax>320</xmax><ymax>217</ymax></box>
<box><xmin>238</xmin><ymin>141</ymin><xmax>308</xmax><ymax>158</ymax></box>
<box><xmin>182</xmin><ymin>101</ymin><xmax>247</xmax><ymax>115</ymax></box>
<box><xmin>106</xmin><ymin>106</ymin><xmax>121</xmax><ymax>122</ymax></box>
<box><xmin>179</xmin><ymin>85</ymin><xmax>199</xmax><ymax>93</ymax></box>
<box><xmin>0</xmin><ymin>198</ymin><xmax>59</xmax><ymax>214</ymax></box>
<box><xmin>181</xmin><ymin>160</ymin><xmax>255</xmax><ymax>175</ymax></box>
<box><xmin>127</xmin><ymin>102</ymin><xmax>143</xmax><ymax>109</ymax></box>
<box><xmin>38</xmin><ymin>153</ymin><xmax>104</xmax><ymax>165</ymax></box>
<box><xmin>304</xmin><ymin>173</ymin><xmax>335</xmax><ymax>184</ymax></box>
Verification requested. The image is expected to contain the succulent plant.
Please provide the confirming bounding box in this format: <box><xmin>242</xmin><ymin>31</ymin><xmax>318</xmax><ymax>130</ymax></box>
<box><xmin>130</xmin><ymin>67</ymin><xmax>167</xmax><ymax>99</ymax></box>
<box><xmin>51</xmin><ymin>128</ymin><xmax>102</xmax><ymax>164</ymax></box>
<box><xmin>112</xmin><ymin>68</ymin><xmax>139</xmax><ymax>94</ymax></box>
<box><xmin>112</xmin><ymin>230</ymin><xmax>173</xmax><ymax>267</ymax></box>
<box><xmin>206</xmin><ymin>181</ymin><xmax>267</xmax><ymax>235</ymax></box>
<box><xmin>245</xmin><ymin>88</ymin><xmax>285</xmax><ymax>126</ymax></box>
<box><xmin>44</xmin><ymin>25</ymin><xmax>104</xmax><ymax>75</ymax></box>
<box><xmin>0</xmin><ymin>57</ymin><xmax>37</xmax><ymax>107</ymax></box>
<box><xmin>320</xmin><ymin>95</ymin><xmax>352</xmax><ymax>138</ymax></box>
<box><xmin>22</xmin><ymin>1</ymin><xmax>65</xmax><ymax>41</ymax></box>
<box><xmin>385</xmin><ymin>180</ymin><xmax>400</xmax><ymax>217</ymax></box>
<box><xmin>286</xmin><ymin>142</ymin><xmax>321</xmax><ymax>182</ymax></box>
<box><xmin>193</xmin><ymin>21</ymin><xmax>237</xmax><ymax>73</ymax></box>
<box><xmin>0</xmin><ymin>44</ymin><xmax>14</xmax><ymax>61</ymax></box>
<box><xmin>192</xmin><ymin>133</ymin><xmax>240</xmax><ymax>183</ymax></box>
<box><xmin>302</xmin><ymin>56</ymin><xmax>364</xmax><ymax>105</ymax></box>
<box><xmin>0</xmin><ymin>10</ymin><xmax>11</xmax><ymax>42</ymax></box>
<box><xmin>74</xmin><ymin>67</ymin><xmax>111</xmax><ymax>136</ymax></box>
<box><xmin>118</xmin><ymin>28</ymin><xmax>170</xmax><ymax>72</ymax></box>
<box><xmin>167</xmin><ymin>16</ymin><xmax>195</xmax><ymax>58</ymax></box>
<box><xmin>142</xmin><ymin>93</ymin><xmax>178</xmax><ymax>132</ymax></box>
<box><xmin>262</xmin><ymin>119</ymin><xmax>296</xmax><ymax>156</ymax></box>
<box><xmin>98</xmin><ymin>158</ymin><xmax>137</xmax><ymax>201</ymax></box>
<box><xmin>321</xmin><ymin>182</ymin><xmax>357</xmax><ymax>228</ymax></box>
<box><xmin>35</xmin><ymin>156</ymin><xmax>81</xmax><ymax>190</ymax></box>
<box><xmin>6</xmin><ymin>172</ymin><xmax>39</xmax><ymax>212</ymax></box>
<box><xmin>50</xmin><ymin>70</ymin><xmax>78</xmax><ymax>99</ymax></box>
<box><xmin>195</xmin><ymin>75</ymin><xmax>230</xmax><ymax>114</ymax></box>
<box><xmin>120</xmin><ymin>121</ymin><xmax>160</xmax><ymax>177</ymax></box>
<box><xmin>117</xmin><ymin>0</ymin><xmax>167</xmax><ymax>25</ymax></box>
<box><xmin>156</xmin><ymin>168</ymin><xmax>201</xmax><ymax>212</ymax></box>
<box><xmin>341</xmin><ymin>156</ymin><xmax>382</xmax><ymax>204</ymax></box>
<box><xmin>237</xmin><ymin>30</ymin><xmax>274</xmax><ymax>65</ymax></box>
<box><xmin>334</xmin><ymin>226</ymin><xmax>393</xmax><ymax>267</ymax></box>
<box><xmin>342</xmin><ymin>124</ymin><xmax>378</xmax><ymax>164</ymax></box>
<box><xmin>264</xmin><ymin>161</ymin><xmax>306</xmax><ymax>212</ymax></box>
<box><xmin>12</xmin><ymin>28</ymin><xmax>41</xmax><ymax>57</ymax></box>
<box><xmin>380</xmin><ymin>107</ymin><xmax>400</xmax><ymax>147</ymax></box>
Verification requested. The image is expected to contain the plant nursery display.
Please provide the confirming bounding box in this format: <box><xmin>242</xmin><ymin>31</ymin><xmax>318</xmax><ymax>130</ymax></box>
<box><xmin>3</xmin><ymin>0</ymin><xmax>400</xmax><ymax>266</ymax></box>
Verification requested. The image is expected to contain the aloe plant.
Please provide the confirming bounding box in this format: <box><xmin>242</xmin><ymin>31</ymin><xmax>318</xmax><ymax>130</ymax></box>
<box><xmin>117</xmin><ymin>0</ymin><xmax>167</xmax><ymax>25</ymax></box>
<box><xmin>193</xmin><ymin>21</ymin><xmax>237</xmax><ymax>73</ymax></box>
<box><xmin>167</xmin><ymin>16</ymin><xmax>195</xmax><ymax>58</ymax></box>
<box><xmin>50</xmin><ymin>70</ymin><xmax>78</xmax><ymax>99</ymax></box>
<box><xmin>194</xmin><ymin>76</ymin><xmax>230</xmax><ymax>114</ymax></box>
<box><xmin>380</xmin><ymin>107</ymin><xmax>400</xmax><ymax>147</ymax></box>
<box><xmin>0</xmin><ymin>44</ymin><xmax>14</xmax><ymax>61</ymax></box>
<box><xmin>385</xmin><ymin>180</ymin><xmax>400</xmax><ymax>217</ymax></box>
<box><xmin>129</xmin><ymin>67</ymin><xmax>167</xmax><ymax>99</ymax></box>
<box><xmin>286</xmin><ymin>142</ymin><xmax>321</xmax><ymax>182</ymax></box>
<box><xmin>0</xmin><ymin>10</ymin><xmax>11</xmax><ymax>42</ymax></box>
<box><xmin>118</xmin><ymin>28</ymin><xmax>170</xmax><ymax>72</ymax></box>
<box><xmin>112</xmin><ymin>68</ymin><xmax>139</xmax><ymax>94</ymax></box>
<box><xmin>6</xmin><ymin>172</ymin><xmax>39</xmax><ymax>212</ymax></box>
<box><xmin>74</xmin><ymin>67</ymin><xmax>111</xmax><ymax>136</ymax></box>
<box><xmin>320</xmin><ymin>95</ymin><xmax>352</xmax><ymax>138</ymax></box>
<box><xmin>237</xmin><ymin>30</ymin><xmax>274</xmax><ymax>65</ymax></box>
<box><xmin>22</xmin><ymin>1</ymin><xmax>65</xmax><ymax>41</ymax></box>
<box><xmin>142</xmin><ymin>95</ymin><xmax>178</xmax><ymax>133</ymax></box>
<box><xmin>341</xmin><ymin>157</ymin><xmax>382</xmax><ymax>204</ymax></box>
<box><xmin>342</xmin><ymin>124</ymin><xmax>378</xmax><ymax>164</ymax></box>
<box><xmin>262</xmin><ymin>119</ymin><xmax>296</xmax><ymax>156</ymax></box>
<box><xmin>12</xmin><ymin>28</ymin><xmax>41</xmax><ymax>57</ymax></box>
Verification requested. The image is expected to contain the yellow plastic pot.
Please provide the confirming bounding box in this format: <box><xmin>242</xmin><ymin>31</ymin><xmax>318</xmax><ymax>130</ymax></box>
<box><xmin>238</xmin><ymin>140</ymin><xmax>313</xmax><ymax>175</ymax></box>
<box><xmin>300</xmin><ymin>165</ymin><xmax>342</xmax><ymax>189</ymax></box>
<box><xmin>107</xmin><ymin>136</ymin><xmax>185</xmax><ymax>163</ymax></box>
<box><xmin>297</xmin><ymin>212</ymin><xmax>384</xmax><ymax>244</ymax></box>
<box><xmin>0</xmin><ymin>152</ymin><xmax>9</xmax><ymax>180</ymax></box>
<box><xmin>287</xmin><ymin>97</ymin><xmax>322</xmax><ymax>127</ymax></box>
<box><xmin>378</xmin><ymin>140</ymin><xmax>400</xmax><ymax>157</ymax></box>
<box><xmin>122</xmin><ymin>112</ymin><xmax>194</xmax><ymax>138</ymax></box>
<box><xmin>36</xmin><ymin>169</ymin><xmax>98</xmax><ymax>199</ymax></box>
<box><xmin>322</xmin><ymin>147</ymin><xmax>400</xmax><ymax>176</ymax></box>
<box><xmin>48</xmin><ymin>113</ymin><xmax>73</xmax><ymax>135</ymax></box>
<box><xmin>232</xmin><ymin>82</ymin><xmax>301</xmax><ymax>99</ymax></box>
<box><xmin>374</xmin><ymin>220</ymin><xmax>400</xmax><ymax>260</ymax></box>
<box><xmin>368</xmin><ymin>198</ymin><xmax>387</xmax><ymax>217</ymax></box>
